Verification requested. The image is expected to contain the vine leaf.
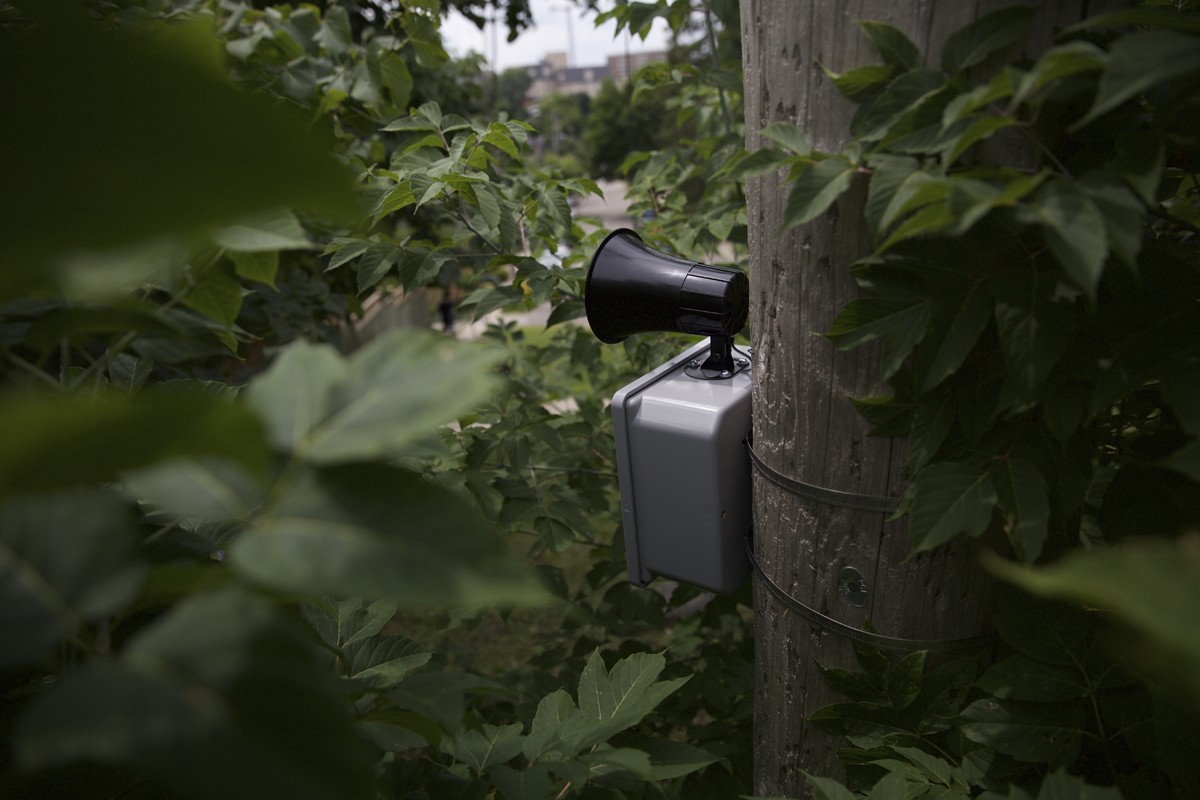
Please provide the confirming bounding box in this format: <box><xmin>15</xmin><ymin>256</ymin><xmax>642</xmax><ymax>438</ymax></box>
<box><xmin>0</xmin><ymin>488</ymin><xmax>146</xmax><ymax>668</ymax></box>
<box><xmin>864</xmin><ymin>155</ymin><xmax>919</xmax><ymax>236</ymax></box>
<box><xmin>915</xmin><ymin>284</ymin><xmax>993</xmax><ymax>393</ymax></box>
<box><xmin>1071</xmin><ymin>29</ymin><xmax>1200</xmax><ymax>132</ymax></box>
<box><xmin>958</xmin><ymin>697</ymin><xmax>1085</xmax><ymax>765</ymax></box>
<box><xmin>987</xmin><ymin>542</ymin><xmax>1200</xmax><ymax>703</ymax></box>
<box><xmin>976</xmin><ymin>655</ymin><xmax>1087</xmax><ymax>703</ymax></box>
<box><xmin>441</xmin><ymin>722</ymin><xmax>525</xmax><ymax>773</ymax></box>
<box><xmin>1016</xmin><ymin>180</ymin><xmax>1108</xmax><ymax>303</ymax></box>
<box><xmin>941</xmin><ymin>5</ymin><xmax>1038</xmax><ymax>76</ymax></box>
<box><xmin>855</xmin><ymin>20</ymin><xmax>922</xmax><ymax>70</ymax></box>
<box><xmin>989</xmin><ymin>458</ymin><xmax>1050</xmax><ymax>563</ymax></box>
<box><xmin>212</xmin><ymin>207</ymin><xmax>314</xmax><ymax>251</ymax></box>
<box><xmin>908</xmin><ymin>463</ymin><xmax>997</xmax><ymax>553</ymax></box>
<box><xmin>990</xmin><ymin>268</ymin><xmax>1074</xmax><ymax>397</ymax></box>
<box><xmin>908</xmin><ymin>392</ymin><xmax>956</xmax><ymax>473</ymax></box>
<box><xmin>825</xmin><ymin>296</ymin><xmax>931</xmax><ymax>381</ymax></box>
<box><xmin>782</xmin><ymin>158</ymin><xmax>857</xmax><ymax>229</ymax></box>
<box><xmin>758</xmin><ymin>122</ymin><xmax>812</xmax><ymax>155</ymax></box>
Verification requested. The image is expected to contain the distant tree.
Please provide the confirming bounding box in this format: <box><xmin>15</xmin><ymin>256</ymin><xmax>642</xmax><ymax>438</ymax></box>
<box><xmin>582</xmin><ymin>78</ymin><xmax>670</xmax><ymax>179</ymax></box>
<box><xmin>493</xmin><ymin>67</ymin><xmax>533</xmax><ymax>119</ymax></box>
<box><xmin>533</xmin><ymin>92</ymin><xmax>588</xmax><ymax>156</ymax></box>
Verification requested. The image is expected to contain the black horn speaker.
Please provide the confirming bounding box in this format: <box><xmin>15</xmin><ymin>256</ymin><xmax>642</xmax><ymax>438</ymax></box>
<box><xmin>585</xmin><ymin>228</ymin><xmax>748</xmax><ymax>376</ymax></box>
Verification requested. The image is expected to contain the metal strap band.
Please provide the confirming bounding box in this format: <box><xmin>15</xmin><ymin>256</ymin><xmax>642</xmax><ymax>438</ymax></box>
<box><xmin>745</xmin><ymin>438</ymin><xmax>900</xmax><ymax>513</ymax></box>
<box><xmin>745</xmin><ymin>530</ymin><xmax>998</xmax><ymax>653</ymax></box>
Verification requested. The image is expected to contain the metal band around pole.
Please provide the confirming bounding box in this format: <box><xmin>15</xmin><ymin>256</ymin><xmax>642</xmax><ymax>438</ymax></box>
<box><xmin>744</xmin><ymin>437</ymin><xmax>901</xmax><ymax>514</ymax></box>
<box><xmin>745</xmin><ymin>530</ymin><xmax>998</xmax><ymax>653</ymax></box>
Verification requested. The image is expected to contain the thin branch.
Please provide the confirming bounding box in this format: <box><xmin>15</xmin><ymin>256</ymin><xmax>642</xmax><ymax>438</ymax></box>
<box><xmin>4</xmin><ymin>350</ymin><xmax>62</xmax><ymax>388</ymax></box>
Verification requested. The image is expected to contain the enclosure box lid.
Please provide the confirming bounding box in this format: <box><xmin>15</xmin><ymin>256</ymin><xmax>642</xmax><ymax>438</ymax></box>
<box><xmin>611</xmin><ymin>340</ymin><xmax>752</xmax><ymax>595</ymax></box>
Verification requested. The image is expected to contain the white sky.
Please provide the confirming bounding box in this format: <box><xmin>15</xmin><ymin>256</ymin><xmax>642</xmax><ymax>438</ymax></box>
<box><xmin>438</xmin><ymin>0</ymin><xmax>675</xmax><ymax>71</ymax></box>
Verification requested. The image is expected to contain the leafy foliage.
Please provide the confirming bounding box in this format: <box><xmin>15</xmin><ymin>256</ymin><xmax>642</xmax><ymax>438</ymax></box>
<box><xmin>754</xmin><ymin>6</ymin><xmax>1200</xmax><ymax>799</ymax></box>
<box><xmin>0</xmin><ymin>1</ymin><xmax>755</xmax><ymax>798</ymax></box>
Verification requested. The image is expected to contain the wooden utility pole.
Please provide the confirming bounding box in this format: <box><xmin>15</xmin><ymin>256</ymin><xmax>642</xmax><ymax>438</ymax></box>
<box><xmin>738</xmin><ymin>2</ymin><xmax>1104</xmax><ymax>796</ymax></box>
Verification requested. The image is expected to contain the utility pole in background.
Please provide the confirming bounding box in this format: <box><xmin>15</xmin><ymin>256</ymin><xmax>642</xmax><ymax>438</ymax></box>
<box><xmin>737</xmin><ymin>1</ymin><xmax>1104</xmax><ymax>796</ymax></box>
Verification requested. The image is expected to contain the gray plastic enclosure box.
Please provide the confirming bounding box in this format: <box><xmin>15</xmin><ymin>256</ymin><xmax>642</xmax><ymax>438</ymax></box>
<box><xmin>612</xmin><ymin>340</ymin><xmax>752</xmax><ymax>595</ymax></box>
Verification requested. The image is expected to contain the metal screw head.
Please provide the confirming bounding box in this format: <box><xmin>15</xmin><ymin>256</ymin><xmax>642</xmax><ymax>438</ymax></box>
<box><xmin>688</xmin><ymin>359</ymin><xmax>700</xmax><ymax>368</ymax></box>
<box><xmin>719</xmin><ymin>370</ymin><xmax>731</xmax><ymax>378</ymax></box>
<box><xmin>736</xmin><ymin>357</ymin><xmax>749</xmax><ymax>366</ymax></box>
<box><xmin>839</xmin><ymin>566</ymin><xmax>869</xmax><ymax>608</ymax></box>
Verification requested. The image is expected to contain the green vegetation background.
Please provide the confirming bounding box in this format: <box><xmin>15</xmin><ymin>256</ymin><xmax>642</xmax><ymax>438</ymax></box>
<box><xmin>0</xmin><ymin>1</ymin><xmax>1198</xmax><ymax>799</ymax></box>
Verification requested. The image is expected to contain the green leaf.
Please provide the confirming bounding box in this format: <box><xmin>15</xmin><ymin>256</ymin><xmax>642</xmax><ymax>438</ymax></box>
<box><xmin>483</xmin><ymin>129</ymin><xmax>519</xmax><ymax>159</ymax></box>
<box><xmin>945</xmin><ymin>116</ymin><xmax>1014</xmax><ymax>166</ymax></box>
<box><xmin>375</xmin><ymin>181</ymin><xmax>416</xmax><ymax>220</ymax></box>
<box><xmin>379</xmin><ymin>51</ymin><xmax>412</xmax><ymax>109</ymax></box>
<box><xmin>0</xmin><ymin>488</ymin><xmax>145</xmax><ymax>668</ymax></box>
<box><xmin>228</xmin><ymin>249</ymin><xmax>278</xmax><ymax>288</ymax></box>
<box><xmin>976</xmin><ymin>655</ymin><xmax>1087</xmax><ymax>703</ymax></box>
<box><xmin>991</xmin><ymin>587</ymin><xmax>1089</xmax><ymax>668</ymax></box>
<box><xmin>344</xmin><ymin>635</ymin><xmax>432</xmax><ymax>687</ymax></box>
<box><xmin>942</xmin><ymin>68</ymin><xmax>1018</xmax><ymax>125</ymax></box>
<box><xmin>245</xmin><ymin>332</ymin><xmax>498</xmax><ymax>463</ymax></box>
<box><xmin>1010</xmin><ymin>41</ymin><xmax>1108</xmax><ymax>109</ymax></box>
<box><xmin>728</xmin><ymin>147</ymin><xmax>789</xmax><ymax>179</ymax></box>
<box><xmin>782</xmin><ymin>158</ymin><xmax>857</xmax><ymax>229</ymax></box>
<box><xmin>314</xmin><ymin>5</ymin><xmax>353</xmax><ymax>54</ymax></box>
<box><xmin>108</xmin><ymin>354</ymin><xmax>153</xmax><ymax>396</ymax></box>
<box><xmin>22</xmin><ymin>588</ymin><xmax>376</xmax><ymax>800</ymax></box>
<box><xmin>908</xmin><ymin>463</ymin><xmax>998</xmax><ymax>552</ymax></box>
<box><xmin>488</xmin><ymin>763</ymin><xmax>554</xmax><ymax>800</ymax></box>
<box><xmin>325</xmin><ymin>237</ymin><xmax>372</xmax><ymax>270</ymax></box>
<box><xmin>823</xmin><ymin>63</ymin><xmax>901</xmax><ymax>100</ymax></box>
<box><xmin>120</xmin><ymin>456</ymin><xmax>265</xmax><ymax>521</ymax></box>
<box><xmin>856</xmin><ymin>20</ymin><xmax>922</xmax><ymax>70</ymax></box>
<box><xmin>442</xmin><ymin>722</ymin><xmax>525</xmax><ymax>773</ymax></box>
<box><xmin>0</xmin><ymin>391</ymin><xmax>267</xmax><ymax>500</ymax></box>
<box><xmin>212</xmin><ymin>207</ymin><xmax>313</xmax><ymax>251</ymax></box>
<box><xmin>1034</xmin><ymin>769</ymin><xmax>1123</xmax><ymax>800</ymax></box>
<box><xmin>356</xmin><ymin>242</ymin><xmax>402</xmax><ymax>294</ymax></box>
<box><xmin>824</xmin><ymin>296</ymin><xmax>930</xmax><ymax>381</ymax></box>
<box><xmin>578</xmin><ymin>649</ymin><xmax>664</xmax><ymax>720</ymax></box>
<box><xmin>546</xmin><ymin>299</ymin><xmax>587</xmax><ymax>328</ymax></box>
<box><xmin>850</xmin><ymin>394</ymin><xmax>914</xmax><ymax>438</ymax></box>
<box><xmin>986</xmin><ymin>541</ymin><xmax>1200</xmax><ymax>703</ymax></box>
<box><xmin>475</xmin><ymin>183</ymin><xmax>502</xmax><ymax>229</ymax></box>
<box><xmin>382</xmin><ymin>116</ymin><xmax>440</xmax><ymax>133</ymax></box>
<box><xmin>1076</xmin><ymin>170</ymin><xmax>1143</xmax><ymax>269</ymax></box>
<box><xmin>618</xmin><ymin>734</ymin><xmax>720</xmax><ymax>780</ymax></box>
<box><xmin>1071</xmin><ymin>30</ymin><xmax>1200</xmax><ymax>132</ymax></box>
<box><xmin>803</xmin><ymin>772</ymin><xmax>857</xmax><ymax>800</ymax></box>
<box><xmin>243</xmin><ymin>339</ymin><xmax>346</xmax><ymax>455</ymax></box>
<box><xmin>579</xmin><ymin>746</ymin><xmax>655</xmax><ymax>780</ymax></box>
<box><xmin>417</xmin><ymin>101</ymin><xmax>444</xmax><ymax>127</ymax></box>
<box><xmin>908</xmin><ymin>392</ymin><xmax>956</xmax><ymax>472</ymax></box>
<box><xmin>865</xmin><ymin>155</ymin><xmax>919</xmax><ymax>237</ymax></box>
<box><xmin>1016</xmin><ymin>180</ymin><xmax>1108</xmax><ymax>302</ymax></box>
<box><xmin>959</xmin><ymin>697</ymin><xmax>1085</xmax><ymax>765</ymax></box>
<box><xmin>915</xmin><ymin>284</ymin><xmax>993</xmax><ymax>393</ymax></box>
<box><xmin>183</xmin><ymin>260</ymin><xmax>242</xmax><ymax>335</ymax></box>
<box><xmin>941</xmin><ymin>6</ymin><xmax>1038</xmax><ymax>75</ymax></box>
<box><xmin>0</xmin><ymin>16</ymin><xmax>353</xmax><ymax>299</ymax></box>
<box><xmin>758</xmin><ymin>122</ymin><xmax>812</xmax><ymax>156</ymax></box>
<box><xmin>989</xmin><ymin>459</ymin><xmax>1049</xmax><ymax>563</ymax></box>
<box><xmin>231</xmin><ymin>464</ymin><xmax>544</xmax><ymax>606</ymax></box>
<box><xmin>856</xmin><ymin>69</ymin><xmax>946</xmax><ymax>140</ymax></box>
<box><xmin>990</xmin><ymin>268</ymin><xmax>1074</xmax><ymax>396</ymax></box>
<box><xmin>388</xmin><ymin>671</ymin><xmax>509</xmax><ymax>734</ymax></box>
